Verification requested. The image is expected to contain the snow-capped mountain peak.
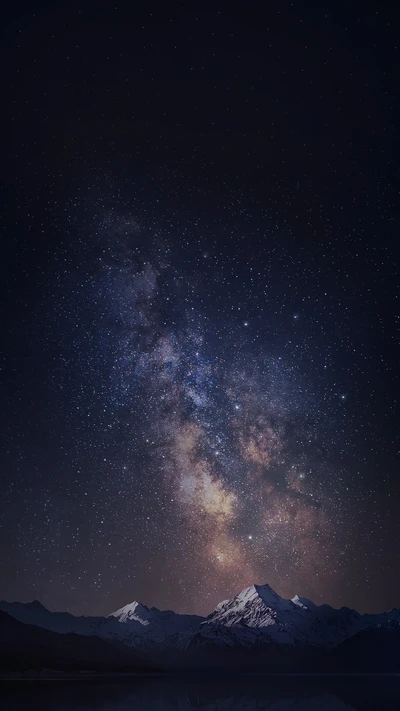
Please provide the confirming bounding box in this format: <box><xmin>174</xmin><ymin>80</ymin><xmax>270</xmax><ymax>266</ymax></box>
<box><xmin>202</xmin><ymin>582</ymin><xmax>299</xmax><ymax>644</ymax></box>
<box><xmin>208</xmin><ymin>582</ymin><xmax>294</xmax><ymax>619</ymax></box>
<box><xmin>255</xmin><ymin>583</ymin><xmax>296</xmax><ymax>611</ymax></box>
<box><xmin>108</xmin><ymin>601</ymin><xmax>158</xmax><ymax>625</ymax></box>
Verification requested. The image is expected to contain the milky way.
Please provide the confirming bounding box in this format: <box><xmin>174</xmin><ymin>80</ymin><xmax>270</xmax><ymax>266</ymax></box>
<box><xmin>63</xmin><ymin>206</ymin><xmax>353</xmax><ymax>613</ymax></box>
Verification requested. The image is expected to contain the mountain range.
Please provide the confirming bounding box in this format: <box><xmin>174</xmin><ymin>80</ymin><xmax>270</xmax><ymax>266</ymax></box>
<box><xmin>1</xmin><ymin>583</ymin><xmax>400</xmax><ymax>672</ymax></box>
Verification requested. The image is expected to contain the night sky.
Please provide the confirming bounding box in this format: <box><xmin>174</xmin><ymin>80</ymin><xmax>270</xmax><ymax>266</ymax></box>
<box><xmin>1</xmin><ymin>2</ymin><xmax>399</xmax><ymax>617</ymax></box>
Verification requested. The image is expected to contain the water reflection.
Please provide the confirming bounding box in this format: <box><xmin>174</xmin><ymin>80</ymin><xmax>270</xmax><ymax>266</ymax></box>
<box><xmin>2</xmin><ymin>676</ymin><xmax>400</xmax><ymax>710</ymax></box>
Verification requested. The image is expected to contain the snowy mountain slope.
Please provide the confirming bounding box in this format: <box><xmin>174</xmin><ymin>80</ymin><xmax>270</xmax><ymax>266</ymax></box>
<box><xmin>109</xmin><ymin>600</ymin><xmax>203</xmax><ymax>636</ymax></box>
<box><xmin>196</xmin><ymin>583</ymin><xmax>400</xmax><ymax>650</ymax></box>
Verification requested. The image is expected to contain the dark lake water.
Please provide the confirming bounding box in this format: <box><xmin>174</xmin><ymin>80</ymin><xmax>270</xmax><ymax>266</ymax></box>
<box><xmin>2</xmin><ymin>676</ymin><xmax>400</xmax><ymax>710</ymax></box>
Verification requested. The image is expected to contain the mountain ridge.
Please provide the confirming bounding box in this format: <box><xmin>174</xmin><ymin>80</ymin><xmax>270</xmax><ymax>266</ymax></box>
<box><xmin>1</xmin><ymin>581</ymin><xmax>399</xmax><ymax>668</ymax></box>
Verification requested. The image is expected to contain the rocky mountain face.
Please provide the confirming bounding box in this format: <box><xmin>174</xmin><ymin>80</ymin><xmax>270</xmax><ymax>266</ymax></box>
<box><xmin>195</xmin><ymin>584</ymin><xmax>386</xmax><ymax>649</ymax></box>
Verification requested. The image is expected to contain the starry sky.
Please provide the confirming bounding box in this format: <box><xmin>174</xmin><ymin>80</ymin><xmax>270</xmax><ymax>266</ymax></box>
<box><xmin>1</xmin><ymin>2</ymin><xmax>399</xmax><ymax>617</ymax></box>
